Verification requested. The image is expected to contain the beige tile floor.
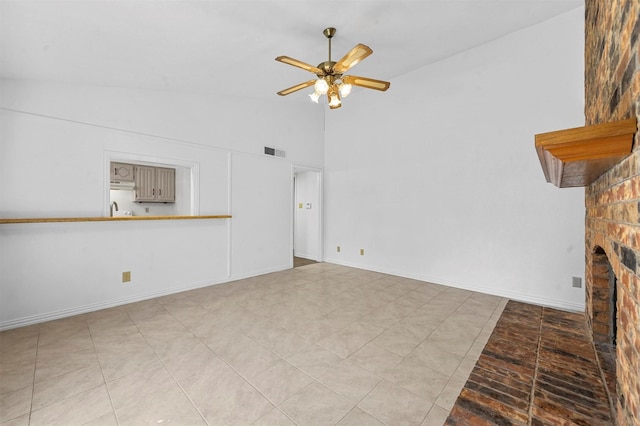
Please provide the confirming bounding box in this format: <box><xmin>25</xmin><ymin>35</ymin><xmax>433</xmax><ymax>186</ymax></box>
<box><xmin>0</xmin><ymin>263</ymin><xmax>507</xmax><ymax>426</ymax></box>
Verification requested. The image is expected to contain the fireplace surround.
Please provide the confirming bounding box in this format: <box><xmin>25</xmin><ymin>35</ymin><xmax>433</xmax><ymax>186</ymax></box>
<box><xmin>584</xmin><ymin>1</ymin><xmax>640</xmax><ymax>424</ymax></box>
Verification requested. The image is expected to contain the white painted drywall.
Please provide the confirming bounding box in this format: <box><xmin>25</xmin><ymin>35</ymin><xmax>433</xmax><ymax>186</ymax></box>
<box><xmin>294</xmin><ymin>171</ymin><xmax>321</xmax><ymax>261</ymax></box>
<box><xmin>0</xmin><ymin>82</ymin><xmax>323</xmax><ymax>328</ymax></box>
<box><xmin>230</xmin><ymin>153</ymin><xmax>293</xmax><ymax>277</ymax></box>
<box><xmin>323</xmin><ymin>8</ymin><xmax>586</xmax><ymax>311</ymax></box>
<box><xmin>0</xmin><ymin>7</ymin><xmax>589</xmax><ymax>328</ymax></box>
<box><xmin>1</xmin><ymin>80</ymin><xmax>325</xmax><ymax>169</ymax></box>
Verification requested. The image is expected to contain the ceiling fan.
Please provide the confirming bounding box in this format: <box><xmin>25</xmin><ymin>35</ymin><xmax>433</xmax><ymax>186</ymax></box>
<box><xmin>275</xmin><ymin>27</ymin><xmax>390</xmax><ymax>109</ymax></box>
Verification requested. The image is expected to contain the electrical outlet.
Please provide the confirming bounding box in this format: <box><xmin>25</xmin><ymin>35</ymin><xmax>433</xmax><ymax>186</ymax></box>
<box><xmin>122</xmin><ymin>271</ymin><xmax>131</xmax><ymax>282</ymax></box>
<box><xmin>572</xmin><ymin>276</ymin><xmax>582</xmax><ymax>288</ymax></box>
<box><xmin>360</xmin><ymin>249</ymin><xmax>365</xmax><ymax>256</ymax></box>
<box><xmin>337</xmin><ymin>246</ymin><xmax>341</xmax><ymax>252</ymax></box>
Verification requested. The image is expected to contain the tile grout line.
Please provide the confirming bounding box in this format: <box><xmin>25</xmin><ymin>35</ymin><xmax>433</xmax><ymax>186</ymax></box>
<box><xmin>232</xmin><ymin>275</ymin><xmax>439</xmax><ymax>424</ymax></box>
<box><xmin>27</xmin><ymin>324</ymin><xmax>41</xmax><ymax>425</ymax></box>
<box><xmin>89</xmin><ymin>314</ymin><xmax>127</xmax><ymax>426</ymax></box>
<box><xmin>6</xmin><ymin>265</ymin><xmax>503</xmax><ymax>426</ymax></box>
<box><xmin>146</xmin><ymin>304</ymin><xmax>217</xmax><ymax>426</ymax></box>
<box><xmin>527</xmin><ymin>307</ymin><xmax>544</xmax><ymax>426</ymax></box>
<box><xmin>162</xmin><ymin>293</ymin><xmax>315</xmax><ymax>425</ymax></box>
<box><xmin>587</xmin><ymin>325</ymin><xmax>617</xmax><ymax>420</ymax></box>
<box><xmin>238</xmin><ymin>286</ymin><xmax>386</xmax><ymax>425</ymax></box>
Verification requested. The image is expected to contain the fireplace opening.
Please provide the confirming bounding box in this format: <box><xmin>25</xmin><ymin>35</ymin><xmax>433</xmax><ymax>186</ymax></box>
<box><xmin>591</xmin><ymin>246</ymin><xmax>617</xmax><ymax>408</ymax></box>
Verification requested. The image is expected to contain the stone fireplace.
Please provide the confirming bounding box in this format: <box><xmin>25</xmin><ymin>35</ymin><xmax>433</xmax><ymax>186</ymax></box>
<box><xmin>585</xmin><ymin>0</ymin><xmax>640</xmax><ymax>424</ymax></box>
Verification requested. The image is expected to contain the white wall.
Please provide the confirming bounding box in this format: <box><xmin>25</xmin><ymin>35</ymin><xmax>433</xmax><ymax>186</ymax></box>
<box><xmin>230</xmin><ymin>153</ymin><xmax>293</xmax><ymax>277</ymax></box>
<box><xmin>324</xmin><ymin>8</ymin><xmax>586</xmax><ymax>311</ymax></box>
<box><xmin>0</xmin><ymin>7</ymin><xmax>588</xmax><ymax>328</ymax></box>
<box><xmin>294</xmin><ymin>171</ymin><xmax>322</xmax><ymax>261</ymax></box>
<box><xmin>1</xmin><ymin>80</ymin><xmax>325</xmax><ymax>169</ymax></box>
<box><xmin>0</xmin><ymin>81</ymin><xmax>324</xmax><ymax>328</ymax></box>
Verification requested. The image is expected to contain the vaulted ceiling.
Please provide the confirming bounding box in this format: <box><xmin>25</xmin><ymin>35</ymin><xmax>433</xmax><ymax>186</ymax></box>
<box><xmin>1</xmin><ymin>0</ymin><xmax>583</xmax><ymax>102</ymax></box>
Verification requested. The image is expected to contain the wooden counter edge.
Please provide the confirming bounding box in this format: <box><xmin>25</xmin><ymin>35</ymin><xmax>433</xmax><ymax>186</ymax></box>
<box><xmin>0</xmin><ymin>215</ymin><xmax>232</xmax><ymax>224</ymax></box>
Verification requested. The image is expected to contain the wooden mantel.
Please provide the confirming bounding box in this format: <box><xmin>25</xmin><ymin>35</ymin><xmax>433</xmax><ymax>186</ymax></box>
<box><xmin>535</xmin><ymin>117</ymin><xmax>637</xmax><ymax>188</ymax></box>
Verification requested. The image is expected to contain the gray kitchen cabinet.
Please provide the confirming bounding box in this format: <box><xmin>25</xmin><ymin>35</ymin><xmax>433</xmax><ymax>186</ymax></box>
<box><xmin>155</xmin><ymin>167</ymin><xmax>176</xmax><ymax>202</ymax></box>
<box><xmin>134</xmin><ymin>165</ymin><xmax>175</xmax><ymax>202</ymax></box>
<box><xmin>110</xmin><ymin>162</ymin><xmax>135</xmax><ymax>182</ymax></box>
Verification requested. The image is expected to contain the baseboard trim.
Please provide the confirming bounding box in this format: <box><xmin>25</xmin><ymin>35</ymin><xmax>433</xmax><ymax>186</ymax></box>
<box><xmin>2</xmin><ymin>259</ymin><xmax>584</xmax><ymax>331</ymax></box>
<box><xmin>228</xmin><ymin>264</ymin><xmax>292</xmax><ymax>282</ymax></box>
<box><xmin>323</xmin><ymin>257</ymin><xmax>585</xmax><ymax>313</ymax></box>
<box><xmin>0</xmin><ymin>264</ymin><xmax>293</xmax><ymax>331</ymax></box>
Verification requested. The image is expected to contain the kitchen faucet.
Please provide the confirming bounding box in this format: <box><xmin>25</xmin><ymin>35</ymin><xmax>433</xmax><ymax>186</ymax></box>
<box><xmin>110</xmin><ymin>201</ymin><xmax>119</xmax><ymax>217</ymax></box>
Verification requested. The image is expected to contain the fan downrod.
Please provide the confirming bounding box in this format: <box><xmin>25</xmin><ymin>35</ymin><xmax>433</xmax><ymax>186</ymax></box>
<box><xmin>322</xmin><ymin>27</ymin><xmax>337</xmax><ymax>65</ymax></box>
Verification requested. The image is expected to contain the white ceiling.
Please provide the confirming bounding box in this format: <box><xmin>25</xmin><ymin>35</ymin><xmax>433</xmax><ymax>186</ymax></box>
<box><xmin>1</xmin><ymin>0</ymin><xmax>583</xmax><ymax>102</ymax></box>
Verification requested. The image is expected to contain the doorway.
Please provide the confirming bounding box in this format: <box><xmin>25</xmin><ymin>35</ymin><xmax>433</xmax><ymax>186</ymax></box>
<box><xmin>293</xmin><ymin>167</ymin><xmax>323</xmax><ymax>266</ymax></box>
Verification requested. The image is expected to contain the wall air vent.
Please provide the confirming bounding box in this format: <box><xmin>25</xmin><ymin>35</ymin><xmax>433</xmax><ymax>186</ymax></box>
<box><xmin>264</xmin><ymin>147</ymin><xmax>286</xmax><ymax>158</ymax></box>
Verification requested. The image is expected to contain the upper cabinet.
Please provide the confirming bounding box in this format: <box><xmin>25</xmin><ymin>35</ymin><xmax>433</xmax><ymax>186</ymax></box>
<box><xmin>134</xmin><ymin>165</ymin><xmax>175</xmax><ymax>203</ymax></box>
<box><xmin>134</xmin><ymin>165</ymin><xmax>156</xmax><ymax>201</ymax></box>
<box><xmin>155</xmin><ymin>167</ymin><xmax>176</xmax><ymax>202</ymax></box>
<box><xmin>110</xmin><ymin>162</ymin><xmax>135</xmax><ymax>182</ymax></box>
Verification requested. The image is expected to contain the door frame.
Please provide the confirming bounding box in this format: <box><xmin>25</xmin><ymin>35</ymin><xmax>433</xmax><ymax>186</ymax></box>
<box><xmin>292</xmin><ymin>165</ymin><xmax>323</xmax><ymax>263</ymax></box>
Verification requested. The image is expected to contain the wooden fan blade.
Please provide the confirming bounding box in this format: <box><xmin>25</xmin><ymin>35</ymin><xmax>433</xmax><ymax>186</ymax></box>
<box><xmin>277</xmin><ymin>80</ymin><xmax>316</xmax><ymax>96</ymax></box>
<box><xmin>342</xmin><ymin>75</ymin><xmax>390</xmax><ymax>91</ymax></box>
<box><xmin>275</xmin><ymin>56</ymin><xmax>323</xmax><ymax>74</ymax></box>
<box><xmin>333</xmin><ymin>44</ymin><xmax>373</xmax><ymax>74</ymax></box>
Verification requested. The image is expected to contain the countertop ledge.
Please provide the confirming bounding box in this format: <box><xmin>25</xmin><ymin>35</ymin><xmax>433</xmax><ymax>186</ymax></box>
<box><xmin>0</xmin><ymin>215</ymin><xmax>232</xmax><ymax>224</ymax></box>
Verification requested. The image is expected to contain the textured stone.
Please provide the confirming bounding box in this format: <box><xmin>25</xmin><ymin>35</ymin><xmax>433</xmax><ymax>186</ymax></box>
<box><xmin>621</xmin><ymin>246</ymin><xmax>637</xmax><ymax>272</ymax></box>
<box><xmin>585</xmin><ymin>1</ymin><xmax>640</xmax><ymax>423</ymax></box>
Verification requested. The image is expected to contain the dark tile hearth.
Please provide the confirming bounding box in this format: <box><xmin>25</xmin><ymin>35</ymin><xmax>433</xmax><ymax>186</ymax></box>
<box><xmin>446</xmin><ymin>301</ymin><xmax>614</xmax><ymax>425</ymax></box>
<box><xmin>594</xmin><ymin>341</ymin><xmax>616</xmax><ymax>403</ymax></box>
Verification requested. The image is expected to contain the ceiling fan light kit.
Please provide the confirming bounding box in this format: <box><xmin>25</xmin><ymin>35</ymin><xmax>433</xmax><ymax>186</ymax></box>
<box><xmin>276</xmin><ymin>27</ymin><xmax>390</xmax><ymax>109</ymax></box>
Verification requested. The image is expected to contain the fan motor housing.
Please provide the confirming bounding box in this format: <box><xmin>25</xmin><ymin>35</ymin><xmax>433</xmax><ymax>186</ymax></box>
<box><xmin>317</xmin><ymin>61</ymin><xmax>341</xmax><ymax>78</ymax></box>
